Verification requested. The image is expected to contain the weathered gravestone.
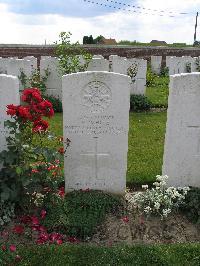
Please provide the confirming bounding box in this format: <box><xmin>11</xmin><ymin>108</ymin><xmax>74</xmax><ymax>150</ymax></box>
<box><xmin>0</xmin><ymin>75</ymin><xmax>20</xmax><ymax>164</ymax></box>
<box><xmin>87</xmin><ymin>58</ymin><xmax>109</xmax><ymax>71</ymax></box>
<box><xmin>62</xmin><ymin>72</ymin><xmax>131</xmax><ymax>194</ymax></box>
<box><xmin>163</xmin><ymin>73</ymin><xmax>200</xmax><ymax>187</ymax></box>
<box><xmin>40</xmin><ymin>57</ymin><xmax>62</xmax><ymax>100</ymax></box>
<box><xmin>151</xmin><ymin>56</ymin><xmax>162</xmax><ymax>75</ymax></box>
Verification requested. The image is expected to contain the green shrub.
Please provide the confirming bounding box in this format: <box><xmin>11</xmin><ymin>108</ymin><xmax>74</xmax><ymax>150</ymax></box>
<box><xmin>180</xmin><ymin>187</ymin><xmax>200</xmax><ymax>224</ymax></box>
<box><xmin>42</xmin><ymin>190</ymin><xmax>121</xmax><ymax>239</ymax></box>
<box><xmin>130</xmin><ymin>95</ymin><xmax>152</xmax><ymax>112</ymax></box>
<box><xmin>44</xmin><ymin>95</ymin><xmax>62</xmax><ymax>113</ymax></box>
<box><xmin>146</xmin><ymin>67</ymin><xmax>158</xmax><ymax>87</ymax></box>
<box><xmin>160</xmin><ymin>67</ymin><xmax>169</xmax><ymax>77</ymax></box>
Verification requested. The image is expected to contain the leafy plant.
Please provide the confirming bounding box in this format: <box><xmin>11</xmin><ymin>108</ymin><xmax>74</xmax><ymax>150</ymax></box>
<box><xmin>55</xmin><ymin>31</ymin><xmax>92</xmax><ymax>75</ymax></box>
<box><xmin>42</xmin><ymin>190</ymin><xmax>121</xmax><ymax>239</ymax></box>
<box><xmin>19</xmin><ymin>69</ymin><xmax>50</xmax><ymax>96</ymax></box>
<box><xmin>127</xmin><ymin>63</ymin><xmax>138</xmax><ymax>83</ymax></box>
<box><xmin>126</xmin><ymin>175</ymin><xmax>190</xmax><ymax>219</ymax></box>
<box><xmin>130</xmin><ymin>95</ymin><xmax>152</xmax><ymax>112</ymax></box>
<box><xmin>0</xmin><ymin>201</ymin><xmax>15</xmax><ymax>226</ymax></box>
<box><xmin>180</xmin><ymin>187</ymin><xmax>200</xmax><ymax>224</ymax></box>
<box><xmin>0</xmin><ymin>88</ymin><xmax>64</xmax><ymax>209</ymax></box>
<box><xmin>160</xmin><ymin>67</ymin><xmax>169</xmax><ymax>77</ymax></box>
<box><xmin>146</xmin><ymin>67</ymin><xmax>158</xmax><ymax>87</ymax></box>
<box><xmin>44</xmin><ymin>95</ymin><xmax>62</xmax><ymax>113</ymax></box>
<box><xmin>186</xmin><ymin>62</ymin><xmax>192</xmax><ymax>73</ymax></box>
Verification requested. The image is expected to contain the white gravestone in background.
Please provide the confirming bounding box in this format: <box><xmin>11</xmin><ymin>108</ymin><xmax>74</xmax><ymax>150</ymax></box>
<box><xmin>0</xmin><ymin>75</ymin><xmax>20</xmax><ymax>163</ymax></box>
<box><xmin>163</xmin><ymin>73</ymin><xmax>200</xmax><ymax>187</ymax></box>
<box><xmin>87</xmin><ymin>58</ymin><xmax>109</xmax><ymax>71</ymax></box>
<box><xmin>151</xmin><ymin>56</ymin><xmax>162</xmax><ymax>75</ymax></box>
<box><xmin>62</xmin><ymin>71</ymin><xmax>131</xmax><ymax>194</ymax></box>
<box><xmin>40</xmin><ymin>57</ymin><xmax>62</xmax><ymax>100</ymax></box>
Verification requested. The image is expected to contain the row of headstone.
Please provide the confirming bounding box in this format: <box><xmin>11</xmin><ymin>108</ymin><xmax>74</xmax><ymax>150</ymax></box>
<box><xmin>109</xmin><ymin>55</ymin><xmax>147</xmax><ymax>95</ymax></box>
<box><xmin>166</xmin><ymin>56</ymin><xmax>200</xmax><ymax>75</ymax></box>
<box><xmin>39</xmin><ymin>55</ymin><xmax>147</xmax><ymax>99</ymax></box>
<box><xmin>1</xmin><ymin>70</ymin><xmax>200</xmax><ymax>194</ymax></box>
<box><xmin>0</xmin><ymin>57</ymin><xmax>37</xmax><ymax>91</ymax></box>
<box><xmin>151</xmin><ymin>55</ymin><xmax>200</xmax><ymax>76</ymax></box>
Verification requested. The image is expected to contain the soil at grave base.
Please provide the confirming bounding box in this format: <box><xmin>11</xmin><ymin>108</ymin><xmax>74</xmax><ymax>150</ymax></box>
<box><xmin>90</xmin><ymin>212</ymin><xmax>200</xmax><ymax>245</ymax></box>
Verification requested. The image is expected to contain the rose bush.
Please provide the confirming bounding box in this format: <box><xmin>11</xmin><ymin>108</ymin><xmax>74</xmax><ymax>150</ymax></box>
<box><xmin>0</xmin><ymin>88</ymin><xmax>65</xmax><ymax>219</ymax></box>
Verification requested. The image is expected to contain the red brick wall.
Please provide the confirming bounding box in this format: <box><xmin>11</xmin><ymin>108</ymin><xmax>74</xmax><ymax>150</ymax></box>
<box><xmin>1</xmin><ymin>45</ymin><xmax>200</xmax><ymax>64</ymax></box>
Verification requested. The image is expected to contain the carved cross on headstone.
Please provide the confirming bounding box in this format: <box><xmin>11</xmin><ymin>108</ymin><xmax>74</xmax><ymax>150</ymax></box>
<box><xmin>80</xmin><ymin>136</ymin><xmax>110</xmax><ymax>179</ymax></box>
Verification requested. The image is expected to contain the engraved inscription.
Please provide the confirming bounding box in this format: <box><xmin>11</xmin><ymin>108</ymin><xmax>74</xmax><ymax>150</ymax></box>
<box><xmin>65</xmin><ymin>115</ymin><xmax>126</xmax><ymax>136</ymax></box>
<box><xmin>81</xmin><ymin>81</ymin><xmax>112</xmax><ymax>113</ymax></box>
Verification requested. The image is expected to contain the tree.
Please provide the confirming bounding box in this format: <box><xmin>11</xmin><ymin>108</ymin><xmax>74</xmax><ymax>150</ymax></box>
<box><xmin>55</xmin><ymin>32</ymin><xmax>92</xmax><ymax>75</ymax></box>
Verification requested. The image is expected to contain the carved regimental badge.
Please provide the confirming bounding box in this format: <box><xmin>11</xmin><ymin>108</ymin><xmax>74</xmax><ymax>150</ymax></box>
<box><xmin>82</xmin><ymin>81</ymin><xmax>112</xmax><ymax>113</ymax></box>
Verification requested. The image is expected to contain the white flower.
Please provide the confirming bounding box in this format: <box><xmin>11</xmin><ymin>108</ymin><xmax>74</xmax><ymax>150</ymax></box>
<box><xmin>154</xmin><ymin>202</ymin><xmax>160</xmax><ymax>210</ymax></box>
<box><xmin>144</xmin><ymin>206</ymin><xmax>151</xmax><ymax>213</ymax></box>
<box><xmin>162</xmin><ymin>209</ymin><xmax>171</xmax><ymax>217</ymax></box>
<box><xmin>142</xmin><ymin>185</ymin><xmax>148</xmax><ymax>189</ymax></box>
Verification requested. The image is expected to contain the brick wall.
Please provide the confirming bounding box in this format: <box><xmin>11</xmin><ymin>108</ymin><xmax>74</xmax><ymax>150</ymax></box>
<box><xmin>1</xmin><ymin>44</ymin><xmax>200</xmax><ymax>64</ymax></box>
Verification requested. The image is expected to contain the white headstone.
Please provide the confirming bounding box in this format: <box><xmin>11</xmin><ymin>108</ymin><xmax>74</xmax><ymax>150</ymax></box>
<box><xmin>151</xmin><ymin>56</ymin><xmax>162</xmax><ymax>75</ymax></box>
<box><xmin>24</xmin><ymin>56</ymin><xmax>37</xmax><ymax>70</ymax></box>
<box><xmin>62</xmin><ymin>71</ymin><xmax>131</xmax><ymax>194</ymax></box>
<box><xmin>87</xmin><ymin>58</ymin><xmax>109</xmax><ymax>71</ymax></box>
<box><xmin>163</xmin><ymin>73</ymin><xmax>200</xmax><ymax>187</ymax></box>
<box><xmin>0</xmin><ymin>58</ymin><xmax>10</xmax><ymax>74</ymax></box>
<box><xmin>40</xmin><ymin>57</ymin><xmax>62</xmax><ymax>99</ymax></box>
<box><xmin>92</xmin><ymin>55</ymin><xmax>104</xmax><ymax>59</ymax></box>
<box><xmin>0</xmin><ymin>75</ymin><xmax>20</xmax><ymax>160</ymax></box>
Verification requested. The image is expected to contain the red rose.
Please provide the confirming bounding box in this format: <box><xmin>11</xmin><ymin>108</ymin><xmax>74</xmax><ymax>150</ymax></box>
<box><xmin>21</xmin><ymin>88</ymin><xmax>42</xmax><ymax>103</ymax></box>
<box><xmin>17</xmin><ymin>106</ymin><xmax>31</xmax><ymax>120</ymax></box>
<box><xmin>9</xmin><ymin>244</ymin><xmax>16</xmax><ymax>252</ymax></box>
<box><xmin>31</xmin><ymin>216</ymin><xmax>40</xmax><ymax>225</ymax></box>
<box><xmin>122</xmin><ymin>216</ymin><xmax>129</xmax><ymax>223</ymax></box>
<box><xmin>6</xmin><ymin>104</ymin><xmax>18</xmax><ymax>116</ymax></box>
<box><xmin>32</xmin><ymin>119</ymin><xmax>49</xmax><ymax>133</ymax></box>
<box><xmin>58</xmin><ymin>147</ymin><xmax>64</xmax><ymax>154</ymax></box>
<box><xmin>37</xmin><ymin>100</ymin><xmax>54</xmax><ymax>118</ymax></box>
<box><xmin>20</xmin><ymin>215</ymin><xmax>32</xmax><ymax>224</ymax></box>
<box><xmin>58</xmin><ymin>187</ymin><xmax>65</xmax><ymax>198</ymax></box>
<box><xmin>40</xmin><ymin>210</ymin><xmax>47</xmax><ymax>219</ymax></box>
<box><xmin>56</xmin><ymin>239</ymin><xmax>63</xmax><ymax>245</ymax></box>
<box><xmin>12</xmin><ymin>225</ymin><xmax>24</xmax><ymax>234</ymax></box>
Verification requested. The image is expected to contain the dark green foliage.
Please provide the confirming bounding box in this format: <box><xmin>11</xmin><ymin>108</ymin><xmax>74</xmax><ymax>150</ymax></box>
<box><xmin>160</xmin><ymin>67</ymin><xmax>169</xmax><ymax>77</ymax></box>
<box><xmin>44</xmin><ymin>95</ymin><xmax>62</xmax><ymax>113</ymax></box>
<box><xmin>42</xmin><ymin>190</ymin><xmax>121</xmax><ymax>239</ymax></box>
<box><xmin>17</xmin><ymin>244</ymin><xmax>200</xmax><ymax>266</ymax></box>
<box><xmin>130</xmin><ymin>95</ymin><xmax>152</xmax><ymax>112</ymax></box>
<box><xmin>180</xmin><ymin>187</ymin><xmax>200</xmax><ymax>224</ymax></box>
<box><xmin>83</xmin><ymin>35</ymin><xmax>104</xmax><ymax>44</ymax></box>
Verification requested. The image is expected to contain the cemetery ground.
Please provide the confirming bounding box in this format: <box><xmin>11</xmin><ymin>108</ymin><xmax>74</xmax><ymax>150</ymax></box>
<box><xmin>1</xmin><ymin>74</ymin><xmax>200</xmax><ymax>265</ymax></box>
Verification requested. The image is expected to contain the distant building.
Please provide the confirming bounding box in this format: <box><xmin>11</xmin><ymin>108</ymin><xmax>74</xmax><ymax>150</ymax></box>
<box><xmin>98</xmin><ymin>37</ymin><xmax>117</xmax><ymax>45</ymax></box>
<box><xmin>150</xmin><ymin>40</ymin><xmax>167</xmax><ymax>45</ymax></box>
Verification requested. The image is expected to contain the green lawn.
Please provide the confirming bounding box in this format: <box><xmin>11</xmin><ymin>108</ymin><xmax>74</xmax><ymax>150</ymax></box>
<box><xmin>18</xmin><ymin>244</ymin><xmax>200</xmax><ymax>266</ymax></box>
<box><xmin>47</xmin><ymin>111</ymin><xmax>167</xmax><ymax>186</ymax></box>
<box><xmin>146</xmin><ymin>75</ymin><xmax>169</xmax><ymax>108</ymax></box>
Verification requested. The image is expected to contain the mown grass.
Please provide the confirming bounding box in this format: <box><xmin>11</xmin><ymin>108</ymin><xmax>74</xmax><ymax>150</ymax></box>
<box><xmin>46</xmin><ymin>111</ymin><xmax>167</xmax><ymax>186</ymax></box>
<box><xmin>146</xmin><ymin>75</ymin><xmax>169</xmax><ymax>108</ymax></box>
<box><xmin>18</xmin><ymin>244</ymin><xmax>200</xmax><ymax>266</ymax></box>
